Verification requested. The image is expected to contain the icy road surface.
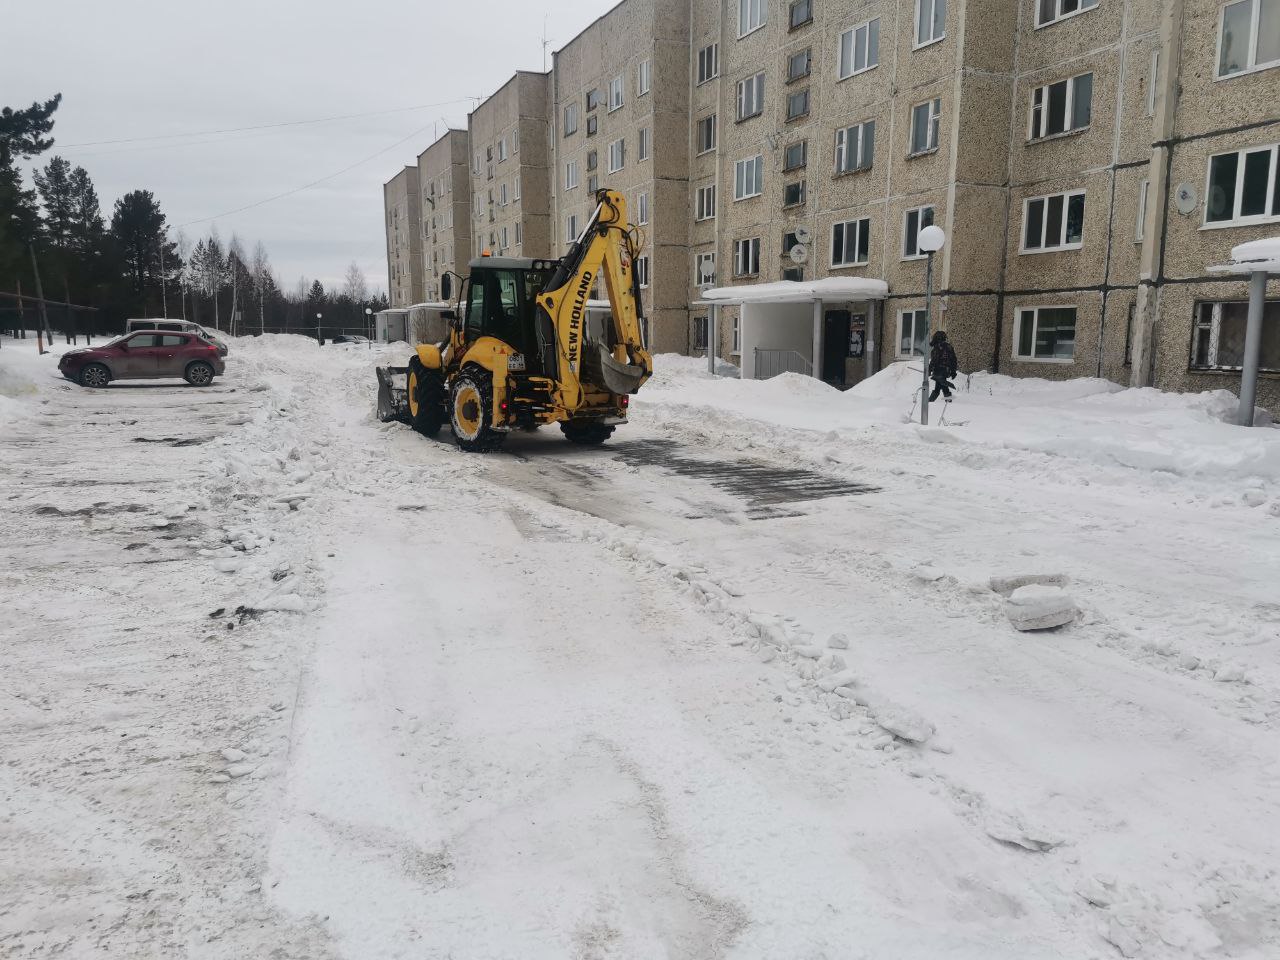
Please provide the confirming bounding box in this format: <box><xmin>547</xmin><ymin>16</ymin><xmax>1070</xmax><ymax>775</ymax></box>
<box><xmin>2</xmin><ymin>335</ymin><xmax>1279</xmax><ymax>959</ymax></box>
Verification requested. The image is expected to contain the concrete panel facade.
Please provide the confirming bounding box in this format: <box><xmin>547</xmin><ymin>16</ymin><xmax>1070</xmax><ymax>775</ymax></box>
<box><xmin>383</xmin><ymin>166</ymin><xmax>423</xmax><ymax>308</ymax></box>
<box><xmin>416</xmin><ymin>130</ymin><xmax>472</xmax><ymax>302</ymax></box>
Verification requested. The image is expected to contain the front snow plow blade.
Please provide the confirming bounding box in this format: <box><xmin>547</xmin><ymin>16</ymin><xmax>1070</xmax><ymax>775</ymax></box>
<box><xmin>587</xmin><ymin>342</ymin><xmax>648</xmax><ymax>396</ymax></box>
<box><xmin>375</xmin><ymin>366</ymin><xmax>410</xmax><ymax>423</ymax></box>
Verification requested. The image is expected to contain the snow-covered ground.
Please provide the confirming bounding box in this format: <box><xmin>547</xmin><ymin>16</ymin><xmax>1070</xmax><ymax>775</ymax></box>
<box><xmin>2</xmin><ymin>334</ymin><xmax>1278</xmax><ymax>959</ymax></box>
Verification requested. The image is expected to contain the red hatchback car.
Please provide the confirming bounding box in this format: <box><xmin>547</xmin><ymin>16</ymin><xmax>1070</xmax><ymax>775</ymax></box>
<box><xmin>59</xmin><ymin>331</ymin><xmax>226</xmax><ymax>387</ymax></box>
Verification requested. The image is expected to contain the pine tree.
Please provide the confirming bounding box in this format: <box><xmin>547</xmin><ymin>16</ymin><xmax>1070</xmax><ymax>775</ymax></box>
<box><xmin>34</xmin><ymin>156</ymin><xmax>75</xmax><ymax>248</ymax></box>
<box><xmin>109</xmin><ymin>189</ymin><xmax>179</xmax><ymax>315</ymax></box>
<box><xmin>67</xmin><ymin>165</ymin><xmax>104</xmax><ymax>257</ymax></box>
<box><xmin>0</xmin><ymin>94</ymin><xmax>61</xmax><ymax>286</ymax></box>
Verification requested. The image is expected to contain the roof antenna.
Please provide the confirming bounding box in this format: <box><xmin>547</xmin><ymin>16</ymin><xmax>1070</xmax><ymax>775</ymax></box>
<box><xmin>542</xmin><ymin>15</ymin><xmax>550</xmax><ymax>72</ymax></box>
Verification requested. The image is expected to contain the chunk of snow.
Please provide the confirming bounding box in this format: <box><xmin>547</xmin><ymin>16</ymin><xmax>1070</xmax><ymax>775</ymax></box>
<box><xmin>817</xmin><ymin>670</ymin><xmax>858</xmax><ymax>693</ymax></box>
<box><xmin>1214</xmin><ymin>662</ymin><xmax>1247</xmax><ymax>683</ymax></box>
<box><xmin>827</xmin><ymin>632</ymin><xmax>849</xmax><ymax>649</ymax></box>
<box><xmin>989</xmin><ymin>572</ymin><xmax>1069</xmax><ymax>595</ymax></box>
<box><xmin>254</xmin><ymin>593</ymin><xmax>310</xmax><ymax>613</ymax></box>
<box><xmin>983</xmin><ymin>812</ymin><xmax>1064</xmax><ymax>852</ymax></box>
<box><xmin>220</xmin><ymin>748</ymin><xmax>247</xmax><ymax>763</ymax></box>
<box><xmin>1005</xmin><ymin>585</ymin><xmax>1077</xmax><ymax>631</ymax></box>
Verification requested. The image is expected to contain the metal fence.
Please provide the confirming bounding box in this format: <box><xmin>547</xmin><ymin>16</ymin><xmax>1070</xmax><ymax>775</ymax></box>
<box><xmin>753</xmin><ymin>347</ymin><xmax>812</xmax><ymax>379</ymax></box>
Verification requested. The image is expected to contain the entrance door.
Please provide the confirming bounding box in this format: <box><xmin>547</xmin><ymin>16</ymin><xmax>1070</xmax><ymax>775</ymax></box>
<box><xmin>822</xmin><ymin>310</ymin><xmax>851</xmax><ymax>386</ymax></box>
<box><xmin>846</xmin><ymin>312</ymin><xmax>868</xmax><ymax>386</ymax></box>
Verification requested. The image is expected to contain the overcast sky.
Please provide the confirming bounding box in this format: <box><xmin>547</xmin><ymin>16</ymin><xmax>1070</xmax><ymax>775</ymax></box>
<box><xmin>4</xmin><ymin>0</ymin><xmax>608</xmax><ymax>294</ymax></box>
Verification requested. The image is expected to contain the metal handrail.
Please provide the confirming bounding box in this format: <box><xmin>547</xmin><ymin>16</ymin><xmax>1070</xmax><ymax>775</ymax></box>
<box><xmin>754</xmin><ymin>347</ymin><xmax>813</xmax><ymax>379</ymax></box>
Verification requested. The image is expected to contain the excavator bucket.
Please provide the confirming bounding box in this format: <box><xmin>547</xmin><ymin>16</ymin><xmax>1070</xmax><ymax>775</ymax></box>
<box><xmin>375</xmin><ymin>366</ymin><xmax>409</xmax><ymax>422</ymax></box>
<box><xmin>589</xmin><ymin>342</ymin><xmax>648</xmax><ymax>395</ymax></box>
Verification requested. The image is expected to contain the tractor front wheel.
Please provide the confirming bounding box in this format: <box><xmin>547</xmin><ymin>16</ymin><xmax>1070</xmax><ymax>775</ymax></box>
<box><xmin>407</xmin><ymin>359</ymin><xmax>445</xmax><ymax>437</ymax></box>
<box><xmin>450</xmin><ymin>371</ymin><xmax>505</xmax><ymax>453</ymax></box>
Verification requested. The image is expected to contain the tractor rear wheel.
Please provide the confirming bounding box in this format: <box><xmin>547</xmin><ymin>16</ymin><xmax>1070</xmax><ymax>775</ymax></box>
<box><xmin>560</xmin><ymin>421</ymin><xmax>615</xmax><ymax>445</ymax></box>
<box><xmin>450</xmin><ymin>371</ymin><xmax>505</xmax><ymax>452</ymax></box>
<box><xmin>407</xmin><ymin>359</ymin><xmax>445</xmax><ymax>437</ymax></box>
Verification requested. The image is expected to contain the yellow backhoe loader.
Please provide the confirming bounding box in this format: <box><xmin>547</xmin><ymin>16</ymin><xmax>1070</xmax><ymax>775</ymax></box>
<box><xmin>376</xmin><ymin>189</ymin><xmax>653</xmax><ymax>451</ymax></box>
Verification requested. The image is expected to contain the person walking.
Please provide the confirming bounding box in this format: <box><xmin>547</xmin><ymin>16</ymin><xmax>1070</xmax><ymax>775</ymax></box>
<box><xmin>928</xmin><ymin>330</ymin><xmax>958</xmax><ymax>401</ymax></box>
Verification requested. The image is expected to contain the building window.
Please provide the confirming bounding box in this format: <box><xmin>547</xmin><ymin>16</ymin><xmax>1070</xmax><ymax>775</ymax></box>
<box><xmin>831</xmin><ymin>217</ymin><xmax>871</xmax><ymax>267</ymax></box>
<box><xmin>734</xmin><ymin>237</ymin><xmax>761</xmax><ymax>276</ymax></box>
<box><xmin>1206</xmin><ymin>143</ymin><xmax>1280</xmax><ymax>225</ymax></box>
<box><xmin>786</xmin><ymin>89</ymin><xmax>810</xmax><ymax>121</ymax></box>
<box><xmin>638</xmin><ymin>59</ymin><xmax>652</xmax><ymax>96</ymax></box>
<box><xmin>564</xmin><ymin>103</ymin><xmax>579</xmax><ymax>136</ymax></box>
<box><xmin>915</xmin><ymin>0</ymin><xmax>946</xmax><ymax>46</ymax></box>
<box><xmin>734</xmin><ymin>155</ymin><xmax>764</xmax><ymax>199</ymax></box>
<box><xmin>693</xmin><ymin>315</ymin><xmax>709</xmax><ymax>349</ymax></box>
<box><xmin>608</xmin><ymin>138</ymin><xmax>626</xmax><ymax>173</ymax></box>
<box><xmin>903</xmin><ymin>205</ymin><xmax>936</xmax><ymax>258</ymax></box>
<box><xmin>1015</xmin><ymin>306</ymin><xmax>1077</xmax><ymax>361</ymax></box>
<box><xmin>910</xmin><ymin>98</ymin><xmax>942</xmax><ymax>155</ymax></box>
<box><xmin>835</xmin><ymin>120</ymin><xmax>875</xmax><ymax>172</ymax></box>
<box><xmin>497</xmin><ymin>137</ymin><xmax>508</xmax><ymax>162</ymax></box>
<box><xmin>787</xmin><ymin>48</ymin><xmax>812</xmax><ymax>82</ymax></box>
<box><xmin>696</xmin><ymin>251</ymin><xmax>716</xmax><ymax>284</ymax></box>
<box><xmin>783</xmin><ymin>180</ymin><xmax>807</xmax><ymax>207</ymax></box>
<box><xmin>696</xmin><ymin>183</ymin><xmax>717</xmax><ymax>220</ymax></box>
<box><xmin>637</xmin><ymin>191</ymin><xmax>649</xmax><ymax>224</ymax></box>
<box><xmin>566</xmin><ymin>214</ymin><xmax>580</xmax><ymax>244</ymax></box>
<box><xmin>514</xmin><ymin>174</ymin><xmax>521</xmax><ymax>200</ymax></box>
<box><xmin>586</xmin><ymin>150</ymin><xmax>597</xmax><ymax>172</ymax></box>
<box><xmin>1136</xmin><ymin>179</ymin><xmax>1149</xmax><ymax>241</ymax></box>
<box><xmin>1036</xmin><ymin>0</ymin><xmax>1098</xmax><ymax>27</ymax></box>
<box><xmin>737</xmin><ymin>73</ymin><xmax>765</xmax><ymax>120</ymax></box>
<box><xmin>639</xmin><ymin>127</ymin><xmax>651</xmax><ymax>161</ymax></box>
<box><xmin>515</xmin><ymin>221</ymin><xmax>522</xmax><ymax>244</ymax></box>
<box><xmin>512</xmin><ymin>127</ymin><xmax>519</xmax><ymax>153</ymax></box>
<box><xmin>696</xmin><ymin>114</ymin><xmax>717</xmax><ymax>153</ymax></box>
<box><xmin>1022</xmin><ymin>190</ymin><xmax>1086</xmax><ymax>251</ymax></box>
<box><xmin>586</xmin><ymin>88</ymin><xmax>601</xmax><ymax>111</ymax></box>
<box><xmin>500</xmin><ymin>226</ymin><xmax>509</xmax><ymax>249</ymax></box>
<box><xmin>1218</xmin><ymin>0</ymin><xmax>1280</xmax><ymax>77</ymax></box>
<box><xmin>732</xmin><ymin>315</ymin><xmax>741</xmax><ymax>353</ymax></box>
<box><xmin>1124</xmin><ymin>302</ymin><xmax>1135</xmax><ymax>365</ymax></box>
<box><xmin>1029</xmin><ymin>72</ymin><xmax>1093</xmax><ymax>140</ymax></box>
<box><xmin>500</xmin><ymin>183</ymin><xmax>509</xmax><ymax>206</ymax></box>
<box><xmin>1192</xmin><ymin>299</ymin><xmax>1280</xmax><ymax>370</ymax></box>
<box><xmin>608</xmin><ymin>76</ymin><xmax>624</xmax><ymax>111</ymax></box>
<box><xmin>783</xmin><ymin>266</ymin><xmax>804</xmax><ymax>281</ymax></box>
<box><xmin>790</xmin><ymin>0</ymin><xmax>813</xmax><ymax>29</ymax></box>
<box><xmin>588</xmin><ymin>174</ymin><xmax>599</xmax><ymax>194</ymax></box>
<box><xmin>838</xmin><ymin>18</ymin><xmax>880</xmax><ymax>79</ymax></box>
<box><xmin>898</xmin><ymin>309</ymin><xmax>929</xmax><ymax>357</ymax></box>
<box><xmin>565</xmin><ymin>160</ymin><xmax>579</xmax><ymax>190</ymax></box>
<box><xmin>635</xmin><ymin>255</ymin><xmax>650</xmax><ymax>288</ymax></box>
<box><xmin>784</xmin><ymin>140</ymin><xmax>808</xmax><ymax>171</ymax></box>
<box><xmin>586</xmin><ymin>115</ymin><xmax>598</xmax><ymax>136</ymax></box>
<box><xmin>739</xmin><ymin>0</ymin><xmax>766</xmax><ymax>37</ymax></box>
<box><xmin>698</xmin><ymin>43</ymin><xmax>720</xmax><ymax>84</ymax></box>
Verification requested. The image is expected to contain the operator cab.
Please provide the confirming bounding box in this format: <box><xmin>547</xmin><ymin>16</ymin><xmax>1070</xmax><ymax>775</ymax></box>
<box><xmin>453</xmin><ymin>256</ymin><xmax>561</xmax><ymax>375</ymax></box>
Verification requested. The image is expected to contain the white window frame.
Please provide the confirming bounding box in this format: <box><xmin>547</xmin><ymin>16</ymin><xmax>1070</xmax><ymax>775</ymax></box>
<box><xmin>695</xmin><ymin>251</ymin><xmax>716</xmax><ymax>285</ymax></box>
<box><xmin>637</xmin><ymin>191</ymin><xmax>649</xmax><ymax>225</ymax></box>
<box><xmin>734</xmin><ymin>237</ymin><xmax>761</xmax><ymax>276</ymax></box>
<box><xmin>838</xmin><ymin>18</ymin><xmax>880</xmax><ymax>80</ymax></box>
<box><xmin>732</xmin><ymin>315</ymin><xmax>741</xmax><ymax>354</ymax></box>
<box><xmin>696</xmin><ymin>183</ymin><xmax>717</xmax><ymax>221</ymax></box>
<box><xmin>1035</xmin><ymin>0</ymin><xmax>1098</xmax><ymax>29</ymax></box>
<box><xmin>1028</xmin><ymin>73</ymin><xmax>1093</xmax><ymax>140</ymax></box>
<box><xmin>638</xmin><ymin>59</ymin><xmax>652</xmax><ymax>96</ymax></box>
<box><xmin>512</xmin><ymin>127</ymin><xmax>519</xmax><ymax>153</ymax></box>
<box><xmin>1216</xmin><ymin>0</ymin><xmax>1280</xmax><ymax>79</ymax></box>
<box><xmin>608</xmin><ymin>76</ymin><xmax>624</xmax><ymax>111</ymax></box>
<box><xmin>902</xmin><ymin>205</ymin><xmax>936</xmax><ymax>259</ymax></box>
<box><xmin>565</xmin><ymin>159</ymin><xmax>579</xmax><ymax>190</ymax></box>
<box><xmin>1147</xmin><ymin>50</ymin><xmax>1160</xmax><ymax>116</ymax></box>
<box><xmin>696</xmin><ymin>114</ymin><xmax>717</xmax><ymax>154</ymax></box>
<box><xmin>1203</xmin><ymin>142</ymin><xmax>1280</xmax><ymax>228</ymax></box>
<box><xmin>608</xmin><ymin>138</ymin><xmax>626</xmax><ymax>173</ymax></box>
<box><xmin>639</xmin><ymin>127</ymin><xmax>651</xmax><ymax>162</ymax></box>
<box><xmin>736</xmin><ymin>72</ymin><xmax>765</xmax><ymax>121</ymax></box>
<box><xmin>1020</xmin><ymin>189</ymin><xmax>1086</xmax><ymax>253</ymax></box>
<box><xmin>697</xmin><ymin>43</ymin><xmax>720</xmax><ymax>85</ymax></box>
<box><xmin>734</xmin><ymin>155</ymin><xmax>764</xmax><ymax>200</ymax></box>
<box><xmin>514</xmin><ymin>174</ymin><xmax>521</xmax><ymax>201</ymax></box>
<box><xmin>563</xmin><ymin>103</ymin><xmax>579</xmax><ymax>136</ymax></box>
<box><xmin>1014</xmin><ymin>305</ymin><xmax>1078</xmax><ymax>362</ymax></box>
<box><xmin>909</xmin><ymin>99</ymin><xmax>942</xmax><ymax>155</ymax></box>
<box><xmin>497</xmin><ymin>137</ymin><xmax>508</xmax><ymax>162</ymax></box>
<box><xmin>835</xmin><ymin>120</ymin><xmax>875</xmax><ymax>173</ymax></box>
<box><xmin>914</xmin><ymin>0</ymin><xmax>946</xmax><ymax>48</ymax></box>
<box><xmin>635</xmin><ymin>255</ymin><xmax>650</xmax><ymax>288</ymax></box>
<box><xmin>739</xmin><ymin>0</ymin><xmax>766</xmax><ymax>38</ymax></box>
<box><xmin>515</xmin><ymin>221</ymin><xmax>522</xmax><ymax>245</ymax></box>
<box><xmin>1135</xmin><ymin>179</ymin><xmax>1149</xmax><ymax>242</ymax></box>
<box><xmin>831</xmin><ymin>217</ymin><xmax>871</xmax><ymax>268</ymax></box>
<box><xmin>1192</xmin><ymin>299</ymin><xmax>1280</xmax><ymax>371</ymax></box>
<box><xmin>566</xmin><ymin>213</ymin><xmax>581</xmax><ymax>244</ymax></box>
<box><xmin>897</xmin><ymin>309</ymin><xmax>929</xmax><ymax>358</ymax></box>
<box><xmin>499</xmin><ymin>182</ymin><xmax>509</xmax><ymax>206</ymax></box>
<box><xmin>500</xmin><ymin>225</ymin><xmax>509</xmax><ymax>249</ymax></box>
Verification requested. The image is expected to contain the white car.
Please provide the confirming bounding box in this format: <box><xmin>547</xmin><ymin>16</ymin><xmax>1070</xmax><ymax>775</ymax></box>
<box><xmin>124</xmin><ymin>319</ymin><xmax>228</xmax><ymax>356</ymax></box>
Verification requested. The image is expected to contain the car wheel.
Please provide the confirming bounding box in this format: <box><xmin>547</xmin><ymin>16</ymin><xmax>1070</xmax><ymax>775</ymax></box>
<box><xmin>185</xmin><ymin>361</ymin><xmax>215</xmax><ymax>386</ymax></box>
<box><xmin>79</xmin><ymin>363</ymin><xmax>111</xmax><ymax>388</ymax></box>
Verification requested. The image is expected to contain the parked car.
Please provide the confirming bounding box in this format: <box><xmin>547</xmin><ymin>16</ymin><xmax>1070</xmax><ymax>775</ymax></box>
<box><xmin>125</xmin><ymin>318</ymin><xmax>229</xmax><ymax>356</ymax></box>
<box><xmin>328</xmin><ymin>334</ymin><xmax>369</xmax><ymax>345</ymax></box>
<box><xmin>59</xmin><ymin>331</ymin><xmax>226</xmax><ymax>387</ymax></box>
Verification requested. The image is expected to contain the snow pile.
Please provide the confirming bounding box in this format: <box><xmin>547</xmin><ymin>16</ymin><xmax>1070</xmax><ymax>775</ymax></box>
<box><xmin>1005</xmin><ymin>584</ymin><xmax>1079</xmax><ymax>631</ymax></box>
<box><xmin>0</xmin><ymin>338</ymin><xmax>62</xmax><ymax>433</ymax></box>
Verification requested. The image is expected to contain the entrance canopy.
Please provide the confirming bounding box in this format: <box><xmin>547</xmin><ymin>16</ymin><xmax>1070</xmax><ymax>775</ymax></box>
<box><xmin>700</xmin><ymin>277</ymin><xmax>889</xmax><ymax>305</ymax></box>
<box><xmin>1209</xmin><ymin>235</ymin><xmax>1279</xmax><ymax>427</ymax></box>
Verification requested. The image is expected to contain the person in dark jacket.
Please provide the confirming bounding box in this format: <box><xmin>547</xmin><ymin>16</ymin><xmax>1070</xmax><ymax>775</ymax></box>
<box><xmin>928</xmin><ymin>330</ymin><xmax>958</xmax><ymax>401</ymax></box>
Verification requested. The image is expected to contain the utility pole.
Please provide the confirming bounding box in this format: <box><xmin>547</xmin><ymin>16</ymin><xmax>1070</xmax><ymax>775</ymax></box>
<box><xmin>16</xmin><ymin>278</ymin><xmax>26</xmax><ymax>340</ymax></box>
<box><xmin>28</xmin><ymin>244</ymin><xmax>53</xmax><ymax>354</ymax></box>
<box><xmin>159</xmin><ymin>235</ymin><xmax>169</xmax><ymax>318</ymax></box>
<box><xmin>63</xmin><ymin>277</ymin><xmax>75</xmax><ymax>345</ymax></box>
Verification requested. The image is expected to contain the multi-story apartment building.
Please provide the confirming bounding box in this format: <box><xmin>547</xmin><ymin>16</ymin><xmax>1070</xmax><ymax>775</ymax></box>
<box><xmin>415</xmin><ymin>130</ymin><xmax>473</xmax><ymax>303</ymax></box>
<box><xmin>383</xmin><ymin>0</ymin><xmax>1279</xmax><ymax>410</ymax></box>
<box><xmin>467</xmin><ymin>72</ymin><xmax>554</xmax><ymax>261</ymax></box>
<box><xmin>550</xmin><ymin>0</ymin><xmax>692</xmax><ymax>351</ymax></box>
<box><xmin>383</xmin><ymin>165</ymin><xmax>423</xmax><ymax>308</ymax></box>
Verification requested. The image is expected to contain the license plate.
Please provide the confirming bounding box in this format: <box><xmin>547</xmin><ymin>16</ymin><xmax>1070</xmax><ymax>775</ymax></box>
<box><xmin>507</xmin><ymin>354</ymin><xmax>526</xmax><ymax>371</ymax></box>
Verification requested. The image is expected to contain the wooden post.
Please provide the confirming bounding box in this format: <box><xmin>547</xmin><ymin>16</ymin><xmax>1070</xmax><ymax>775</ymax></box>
<box><xmin>16</xmin><ymin>278</ymin><xmax>26</xmax><ymax>339</ymax></box>
<box><xmin>63</xmin><ymin>277</ymin><xmax>75</xmax><ymax>345</ymax></box>
<box><xmin>28</xmin><ymin>245</ymin><xmax>52</xmax><ymax>354</ymax></box>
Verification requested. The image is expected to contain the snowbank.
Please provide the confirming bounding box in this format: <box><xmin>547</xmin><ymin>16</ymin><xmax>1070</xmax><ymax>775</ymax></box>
<box><xmin>0</xmin><ymin>337</ymin><xmax>66</xmax><ymax>434</ymax></box>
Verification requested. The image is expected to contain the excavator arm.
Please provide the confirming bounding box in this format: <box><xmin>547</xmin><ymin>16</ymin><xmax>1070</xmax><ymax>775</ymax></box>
<box><xmin>535</xmin><ymin>189</ymin><xmax>653</xmax><ymax>411</ymax></box>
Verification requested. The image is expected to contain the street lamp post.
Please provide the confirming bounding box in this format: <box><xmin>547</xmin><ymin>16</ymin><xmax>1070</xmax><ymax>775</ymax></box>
<box><xmin>916</xmin><ymin>225</ymin><xmax>947</xmax><ymax>425</ymax></box>
<box><xmin>316</xmin><ymin>312</ymin><xmax>323</xmax><ymax>345</ymax></box>
<box><xmin>365</xmin><ymin>307</ymin><xmax>374</xmax><ymax>349</ymax></box>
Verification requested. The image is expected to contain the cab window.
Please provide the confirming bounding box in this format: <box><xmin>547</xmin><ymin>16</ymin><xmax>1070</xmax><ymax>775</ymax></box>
<box><xmin>465</xmin><ymin>278</ymin><xmax>486</xmax><ymax>340</ymax></box>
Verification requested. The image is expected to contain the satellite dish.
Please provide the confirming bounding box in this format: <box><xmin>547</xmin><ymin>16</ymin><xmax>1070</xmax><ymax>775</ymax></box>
<box><xmin>1175</xmin><ymin>183</ymin><xmax>1198</xmax><ymax>215</ymax></box>
<box><xmin>794</xmin><ymin>226</ymin><xmax>812</xmax><ymax>244</ymax></box>
<box><xmin>789</xmin><ymin>244</ymin><xmax>810</xmax><ymax>265</ymax></box>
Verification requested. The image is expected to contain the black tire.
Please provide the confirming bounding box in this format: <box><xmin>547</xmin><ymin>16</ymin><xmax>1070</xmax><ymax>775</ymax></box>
<box><xmin>79</xmin><ymin>363</ymin><xmax>111</xmax><ymax>388</ymax></box>
<box><xmin>560</xmin><ymin>421</ymin><xmax>615</xmax><ymax>445</ymax></box>
<box><xmin>450</xmin><ymin>370</ymin><xmax>505</xmax><ymax>452</ymax></box>
<box><xmin>406</xmin><ymin>359</ymin><xmax>445</xmax><ymax>437</ymax></box>
<box><xmin>185</xmin><ymin>361</ymin><xmax>215</xmax><ymax>386</ymax></box>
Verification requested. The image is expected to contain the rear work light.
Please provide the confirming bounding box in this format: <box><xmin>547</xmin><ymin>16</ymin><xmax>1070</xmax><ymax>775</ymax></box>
<box><xmin>619</xmin><ymin>395</ymin><xmax>629</xmax><ymax>407</ymax></box>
